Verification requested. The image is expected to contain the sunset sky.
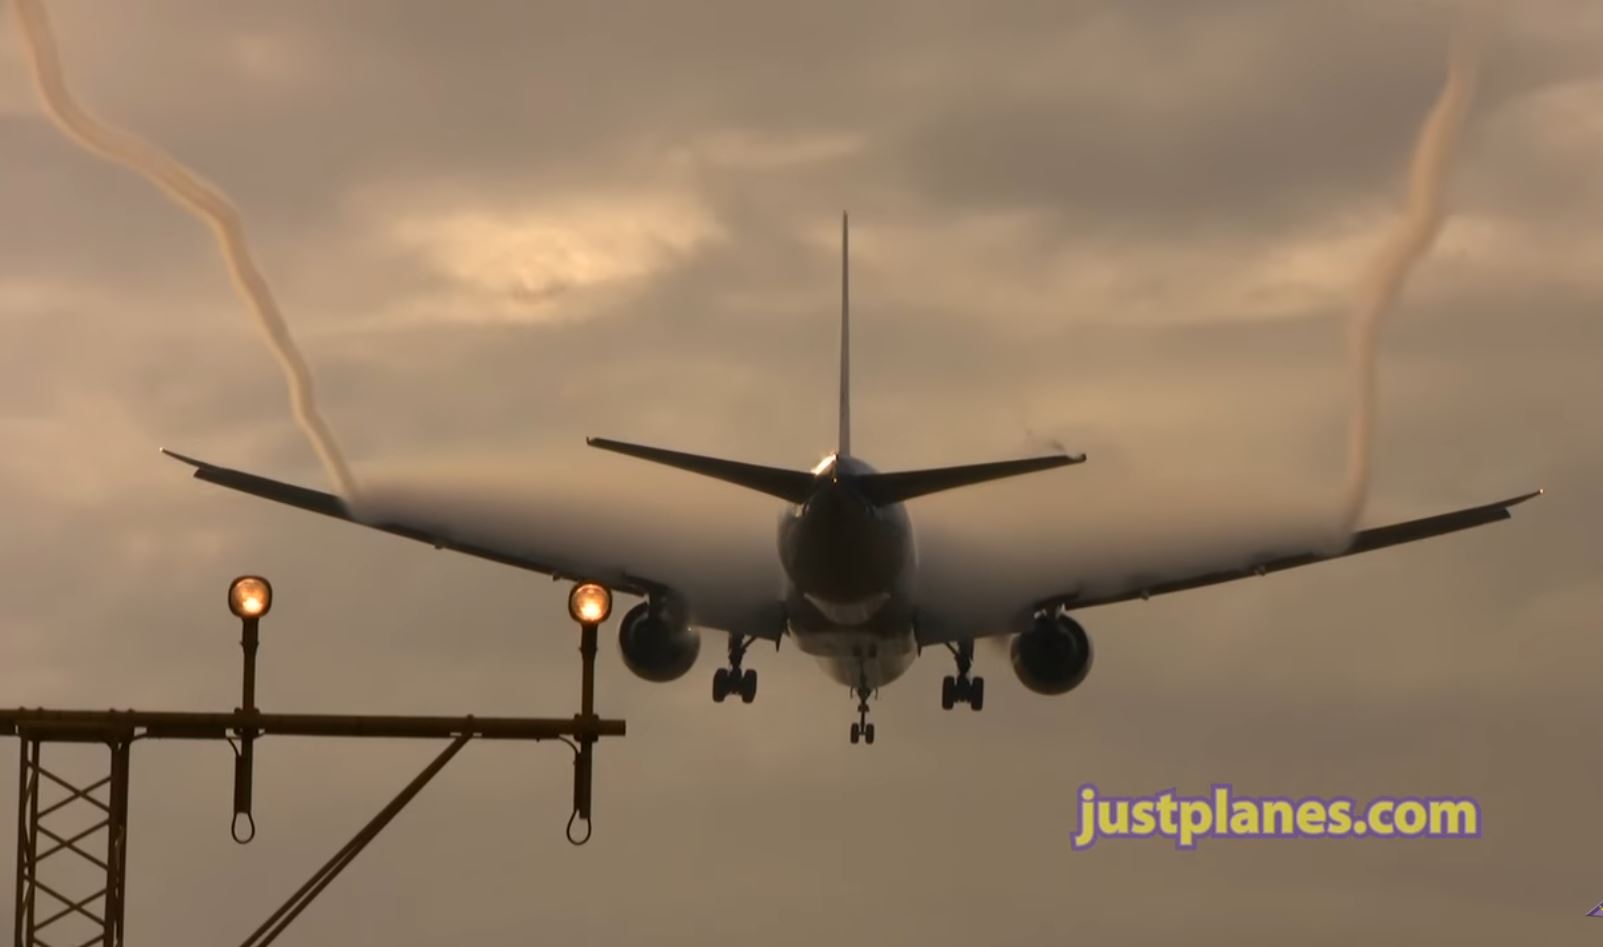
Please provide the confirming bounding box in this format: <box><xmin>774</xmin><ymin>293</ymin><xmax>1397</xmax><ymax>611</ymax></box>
<box><xmin>1</xmin><ymin>2</ymin><xmax>1599</xmax><ymax>944</ymax></box>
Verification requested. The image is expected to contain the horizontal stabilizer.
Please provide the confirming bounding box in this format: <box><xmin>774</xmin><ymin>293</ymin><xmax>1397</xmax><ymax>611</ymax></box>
<box><xmin>588</xmin><ymin>437</ymin><xmax>1083</xmax><ymax>506</ymax></box>
<box><xmin>853</xmin><ymin>453</ymin><xmax>1084</xmax><ymax>505</ymax></box>
<box><xmin>586</xmin><ymin>437</ymin><xmax>816</xmax><ymax>503</ymax></box>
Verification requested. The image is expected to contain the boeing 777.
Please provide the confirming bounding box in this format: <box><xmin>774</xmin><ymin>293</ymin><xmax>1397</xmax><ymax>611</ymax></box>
<box><xmin>163</xmin><ymin>216</ymin><xmax>1540</xmax><ymax>744</ymax></box>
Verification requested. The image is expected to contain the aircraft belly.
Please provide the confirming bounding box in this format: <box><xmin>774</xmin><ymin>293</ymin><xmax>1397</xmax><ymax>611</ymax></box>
<box><xmin>790</xmin><ymin>620</ymin><xmax>917</xmax><ymax>689</ymax></box>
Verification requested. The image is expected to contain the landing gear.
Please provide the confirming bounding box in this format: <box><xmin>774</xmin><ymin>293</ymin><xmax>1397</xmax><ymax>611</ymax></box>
<box><xmin>712</xmin><ymin>635</ymin><xmax>757</xmax><ymax>704</ymax></box>
<box><xmin>848</xmin><ymin>687</ymin><xmax>876</xmax><ymax>745</ymax></box>
<box><xmin>941</xmin><ymin>641</ymin><xmax>984</xmax><ymax>711</ymax></box>
<box><xmin>712</xmin><ymin>667</ymin><xmax>756</xmax><ymax>703</ymax></box>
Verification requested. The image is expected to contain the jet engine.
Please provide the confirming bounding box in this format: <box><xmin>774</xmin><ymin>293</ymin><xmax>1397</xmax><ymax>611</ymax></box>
<box><xmin>617</xmin><ymin>602</ymin><xmax>701</xmax><ymax>682</ymax></box>
<box><xmin>1010</xmin><ymin>612</ymin><xmax>1094</xmax><ymax>695</ymax></box>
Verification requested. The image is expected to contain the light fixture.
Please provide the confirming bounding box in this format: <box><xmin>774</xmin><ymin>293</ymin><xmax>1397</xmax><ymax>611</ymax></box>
<box><xmin>568</xmin><ymin>582</ymin><xmax>612</xmax><ymax>625</ymax></box>
<box><xmin>229</xmin><ymin>575</ymin><xmax>273</xmax><ymax>619</ymax></box>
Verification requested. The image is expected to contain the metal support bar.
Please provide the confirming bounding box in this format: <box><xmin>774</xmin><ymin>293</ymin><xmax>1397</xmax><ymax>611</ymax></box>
<box><xmin>235</xmin><ymin>615</ymin><xmax>261</xmax><ymax>840</ymax></box>
<box><xmin>107</xmin><ymin>741</ymin><xmax>130</xmax><ymax>947</ymax></box>
<box><xmin>239</xmin><ymin>735</ymin><xmax>470</xmax><ymax>947</ymax></box>
<box><xmin>13</xmin><ymin>738</ymin><xmax>131</xmax><ymax>947</ymax></box>
<box><xmin>13</xmin><ymin>739</ymin><xmax>33</xmax><ymax>947</ymax></box>
<box><xmin>570</xmin><ymin>621</ymin><xmax>599</xmax><ymax>843</ymax></box>
<box><xmin>579</xmin><ymin>622</ymin><xmax>598</xmax><ymax>721</ymax></box>
<box><xmin>0</xmin><ymin>710</ymin><xmax>623</xmax><ymax>741</ymax></box>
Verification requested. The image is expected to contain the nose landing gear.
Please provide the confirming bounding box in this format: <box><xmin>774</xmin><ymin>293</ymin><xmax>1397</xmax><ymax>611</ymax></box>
<box><xmin>848</xmin><ymin>687</ymin><xmax>876</xmax><ymax>745</ymax></box>
<box><xmin>940</xmin><ymin>641</ymin><xmax>984</xmax><ymax>711</ymax></box>
<box><xmin>712</xmin><ymin>634</ymin><xmax>757</xmax><ymax>704</ymax></box>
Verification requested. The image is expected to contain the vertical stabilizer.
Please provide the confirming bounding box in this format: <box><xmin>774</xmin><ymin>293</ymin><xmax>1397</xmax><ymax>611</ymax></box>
<box><xmin>839</xmin><ymin>212</ymin><xmax>851</xmax><ymax>458</ymax></box>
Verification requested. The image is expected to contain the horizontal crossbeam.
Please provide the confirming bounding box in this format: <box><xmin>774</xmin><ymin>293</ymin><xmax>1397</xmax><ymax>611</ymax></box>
<box><xmin>0</xmin><ymin>709</ymin><xmax>623</xmax><ymax>743</ymax></box>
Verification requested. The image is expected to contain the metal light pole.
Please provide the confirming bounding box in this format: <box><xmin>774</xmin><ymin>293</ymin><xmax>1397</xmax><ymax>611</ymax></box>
<box><xmin>566</xmin><ymin>582</ymin><xmax>611</xmax><ymax>842</ymax></box>
<box><xmin>228</xmin><ymin>575</ymin><xmax>272</xmax><ymax>843</ymax></box>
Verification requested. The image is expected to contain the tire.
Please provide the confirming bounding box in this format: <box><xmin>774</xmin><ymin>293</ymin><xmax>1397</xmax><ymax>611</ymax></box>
<box><xmin>864</xmin><ymin>723</ymin><xmax>876</xmax><ymax>745</ymax></box>
<box><xmin>940</xmin><ymin>676</ymin><xmax>956</xmax><ymax>710</ymax></box>
<box><xmin>740</xmin><ymin>668</ymin><xmax>758</xmax><ymax>704</ymax></box>
<box><xmin>850</xmin><ymin>722</ymin><xmax>861</xmax><ymax>744</ymax></box>
<box><xmin>712</xmin><ymin>668</ymin><xmax>729</xmax><ymax>703</ymax></box>
<box><xmin>969</xmin><ymin>677</ymin><xmax>985</xmax><ymax>712</ymax></box>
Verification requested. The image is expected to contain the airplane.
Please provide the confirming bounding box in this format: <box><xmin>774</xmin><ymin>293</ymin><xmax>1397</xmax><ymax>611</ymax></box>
<box><xmin>161</xmin><ymin>215</ymin><xmax>1541</xmax><ymax>745</ymax></box>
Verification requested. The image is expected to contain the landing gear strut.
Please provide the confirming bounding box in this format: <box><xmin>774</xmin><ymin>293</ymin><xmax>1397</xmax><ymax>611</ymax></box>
<box><xmin>941</xmin><ymin>641</ymin><xmax>984</xmax><ymax>711</ymax></box>
<box><xmin>712</xmin><ymin>634</ymin><xmax>757</xmax><ymax>704</ymax></box>
<box><xmin>848</xmin><ymin>687</ymin><xmax>876</xmax><ymax>745</ymax></box>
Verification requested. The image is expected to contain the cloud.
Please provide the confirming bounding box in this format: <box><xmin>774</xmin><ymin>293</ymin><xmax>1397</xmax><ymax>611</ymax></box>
<box><xmin>376</xmin><ymin>189</ymin><xmax>722</xmax><ymax>326</ymax></box>
<box><xmin>0</xmin><ymin>3</ymin><xmax>1595</xmax><ymax>945</ymax></box>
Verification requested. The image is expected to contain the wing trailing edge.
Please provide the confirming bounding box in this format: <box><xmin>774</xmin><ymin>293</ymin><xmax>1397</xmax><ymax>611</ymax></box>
<box><xmin>1034</xmin><ymin>489</ymin><xmax>1544</xmax><ymax>614</ymax></box>
<box><xmin>159</xmin><ymin>448</ymin><xmax>663</xmax><ymax>592</ymax></box>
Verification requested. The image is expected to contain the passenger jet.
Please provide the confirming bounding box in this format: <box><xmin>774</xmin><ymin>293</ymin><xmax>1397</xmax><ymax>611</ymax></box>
<box><xmin>163</xmin><ymin>216</ymin><xmax>1540</xmax><ymax>744</ymax></box>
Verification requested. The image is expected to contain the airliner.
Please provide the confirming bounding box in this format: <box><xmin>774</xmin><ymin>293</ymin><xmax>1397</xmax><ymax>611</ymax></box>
<box><xmin>163</xmin><ymin>216</ymin><xmax>1540</xmax><ymax>745</ymax></box>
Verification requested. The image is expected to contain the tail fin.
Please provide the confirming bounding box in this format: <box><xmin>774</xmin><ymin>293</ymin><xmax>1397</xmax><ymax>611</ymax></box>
<box><xmin>839</xmin><ymin>212</ymin><xmax>851</xmax><ymax>458</ymax></box>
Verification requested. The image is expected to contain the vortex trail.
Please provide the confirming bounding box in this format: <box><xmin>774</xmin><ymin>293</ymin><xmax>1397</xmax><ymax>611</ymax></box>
<box><xmin>10</xmin><ymin>0</ymin><xmax>358</xmax><ymax>496</ymax></box>
<box><xmin>1339</xmin><ymin>21</ymin><xmax>1481</xmax><ymax>535</ymax></box>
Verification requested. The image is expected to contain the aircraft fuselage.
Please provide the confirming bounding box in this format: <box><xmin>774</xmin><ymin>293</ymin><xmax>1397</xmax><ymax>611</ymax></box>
<box><xmin>779</xmin><ymin>454</ymin><xmax>919</xmax><ymax>691</ymax></box>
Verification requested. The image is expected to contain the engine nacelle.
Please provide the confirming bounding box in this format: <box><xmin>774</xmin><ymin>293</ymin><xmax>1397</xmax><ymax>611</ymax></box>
<box><xmin>617</xmin><ymin>602</ymin><xmax>701</xmax><ymax>682</ymax></box>
<box><xmin>1010</xmin><ymin>612</ymin><xmax>1094</xmax><ymax>695</ymax></box>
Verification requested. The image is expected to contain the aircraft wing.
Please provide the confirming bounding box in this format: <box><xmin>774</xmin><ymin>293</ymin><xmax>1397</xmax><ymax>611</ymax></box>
<box><xmin>913</xmin><ymin>490</ymin><xmax>1542</xmax><ymax>646</ymax></box>
<box><xmin>1033</xmin><ymin>490</ymin><xmax>1541</xmax><ymax>612</ymax></box>
<box><xmin>161</xmin><ymin>450</ymin><xmax>787</xmax><ymax>640</ymax></box>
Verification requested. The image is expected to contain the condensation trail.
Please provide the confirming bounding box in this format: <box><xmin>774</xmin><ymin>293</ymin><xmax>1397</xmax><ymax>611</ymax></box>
<box><xmin>9</xmin><ymin>0</ymin><xmax>359</xmax><ymax>496</ymax></box>
<box><xmin>1338</xmin><ymin>21</ymin><xmax>1481</xmax><ymax>535</ymax></box>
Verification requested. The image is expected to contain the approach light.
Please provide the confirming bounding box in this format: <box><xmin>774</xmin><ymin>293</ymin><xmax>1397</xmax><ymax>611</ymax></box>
<box><xmin>229</xmin><ymin>575</ymin><xmax>273</xmax><ymax>619</ymax></box>
<box><xmin>568</xmin><ymin>582</ymin><xmax>612</xmax><ymax>625</ymax></box>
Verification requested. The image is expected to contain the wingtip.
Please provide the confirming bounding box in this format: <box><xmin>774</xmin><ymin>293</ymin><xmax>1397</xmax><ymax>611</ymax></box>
<box><xmin>1035</xmin><ymin>452</ymin><xmax>1086</xmax><ymax>468</ymax></box>
<box><xmin>159</xmin><ymin>447</ymin><xmax>204</xmax><ymax>468</ymax></box>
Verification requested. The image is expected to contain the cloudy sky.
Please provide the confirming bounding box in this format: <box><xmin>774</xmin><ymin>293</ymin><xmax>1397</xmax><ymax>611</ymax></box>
<box><xmin>1</xmin><ymin>1</ymin><xmax>1599</xmax><ymax>943</ymax></box>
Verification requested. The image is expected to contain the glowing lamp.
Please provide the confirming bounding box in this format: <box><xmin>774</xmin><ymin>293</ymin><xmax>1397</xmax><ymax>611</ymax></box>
<box><xmin>568</xmin><ymin>582</ymin><xmax>612</xmax><ymax>625</ymax></box>
<box><xmin>229</xmin><ymin>575</ymin><xmax>273</xmax><ymax>619</ymax></box>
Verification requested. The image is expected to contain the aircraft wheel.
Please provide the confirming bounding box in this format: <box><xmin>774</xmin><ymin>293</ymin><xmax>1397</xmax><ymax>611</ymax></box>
<box><xmin>864</xmin><ymin>723</ymin><xmax>876</xmax><ymax>745</ymax></box>
<box><xmin>712</xmin><ymin>668</ymin><xmax>729</xmax><ymax>703</ymax></box>
<box><xmin>940</xmin><ymin>676</ymin><xmax>956</xmax><ymax>710</ymax></box>
<box><xmin>740</xmin><ymin>668</ymin><xmax>758</xmax><ymax>704</ymax></box>
<box><xmin>953</xmin><ymin>676</ymin><xmax>971</xmax><ymax>703</ymax></box>
<box><xmin>969</xmin><ymin>677</ymin><xmax>985</xmax><ymax>712</ymax></box>
<box><xmin>850</xmin><ymin>722</ymin><xmax>861</xmax><ymax>744</ymax></box>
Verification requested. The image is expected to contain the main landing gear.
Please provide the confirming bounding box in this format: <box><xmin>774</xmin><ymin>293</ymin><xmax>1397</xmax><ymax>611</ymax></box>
<box><xmin>941</xmin><ymin>641</ymin><xmax>984</xmax><ymax>711</ymax></box>
<box><xmin>711</xmin><ymin>634</ymin><xmax>757</xmax><ymax>704</ymax></box>
<box><xmin>849</xmin><ymin>687</ymin><xmax>876</xmax><ymax>745</ymax></box>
